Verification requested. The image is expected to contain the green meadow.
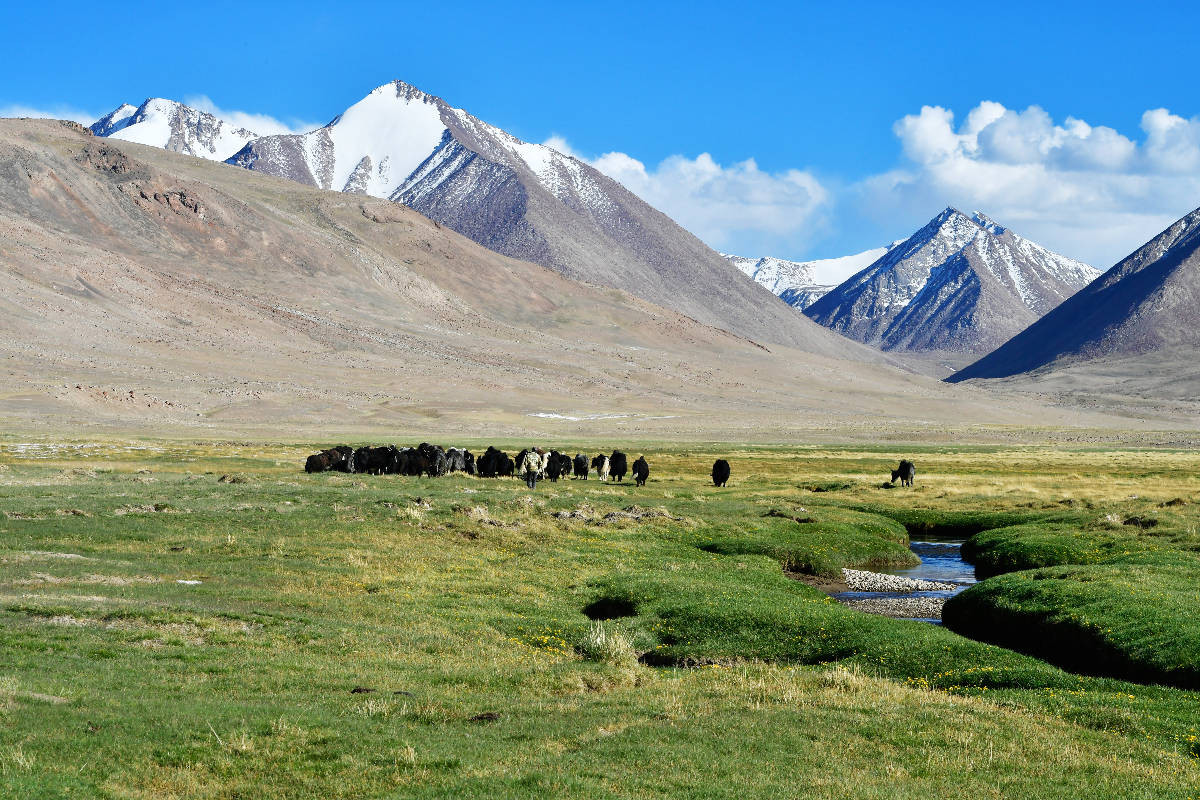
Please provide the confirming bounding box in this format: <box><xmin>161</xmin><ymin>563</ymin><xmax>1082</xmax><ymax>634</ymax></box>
<box><xmin>1</xmin><ymin>438</ymin><xmax>1198</xmax><ymax>798</ymax></box>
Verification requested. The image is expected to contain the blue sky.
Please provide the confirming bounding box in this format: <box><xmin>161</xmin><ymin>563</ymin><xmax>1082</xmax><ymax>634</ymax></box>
<box><xmin>3</xmin><ymin>0</ymin><xmax>1198</xmax><ymax>266</ymax></box>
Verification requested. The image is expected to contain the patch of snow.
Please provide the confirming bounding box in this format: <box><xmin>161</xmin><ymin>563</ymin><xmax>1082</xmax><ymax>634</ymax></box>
<box><xmin>528</xmin><ymin>413</ymin><xmax>634</xmax><ymax>421</ymax></box>
<box><xmin>323</xmin><ymin>82</ymin><xmax>447</xmax><ymax>196</ymax></box>
<box><xmin>97</xmin><ymin>98</ymin><xmax>258</xmax><ymax>161</ymax></box>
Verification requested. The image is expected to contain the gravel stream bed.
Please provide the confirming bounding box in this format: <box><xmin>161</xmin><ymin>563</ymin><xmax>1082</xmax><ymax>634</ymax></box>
<box><xmin>841</xmin><ymin>568</ymin><xmax>957</xmax><ymax>593</ymax></box>
<box><xmin>838</xmin><ymin>595</ymin><xmax>947</xmax><ymax>619</ymax></box>
<box><xmin>835</xmin><ymin>567</ymin><xmax>964</xmax><ymax>621</ymax></box>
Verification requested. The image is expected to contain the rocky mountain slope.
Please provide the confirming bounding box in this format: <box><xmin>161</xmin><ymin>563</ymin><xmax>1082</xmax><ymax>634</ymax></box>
<box><xmin>196</xmin><ymin>80</ymin><xmax>840</xmax><ymax>353</ymax></box>
<box><xmin>0</xmin><ymin>118</ymin><xmax>1084</xmax><ymax>437</ymax></box>
<box><xmin>948</xmin><ymin>204</ymin><xmax>1200</xmax><ymax>398</ymax></box>
<box><xmin>724</xmin><ymin>247</ymin><xmax>893</xmax><ymax>310</ymax></box>
<box><xmin>90</xmin><ymin>99</ymin><xmax>257</xmax><ymax>161</ymax></box>
<box><xmin>804</xmin><ymin>209</ymin><xmax>1098</xmax><ymax>361</ymax></box>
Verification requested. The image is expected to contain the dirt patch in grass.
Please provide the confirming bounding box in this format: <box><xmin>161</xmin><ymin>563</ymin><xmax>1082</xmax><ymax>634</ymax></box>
<box><xmin>17</xmin><ymin>551</ymin><xmax>91</xmax><ymax>561</ymax></box>
<box><xmin>14</xmin><ymin>608</ymin><xmax>262</xmax><ymax>647</ymax></box>
<box><xmin>114</xmin><ymin>503</ymin><xmax>182</xmax><ymax>515</ymax></box>
<box><xmin>15</xmin><ymin>572</ymin><xmax>161</xmax><ymax>586</ymax></box>
<box><xmin>786</xmin><ymin>571</ymin><xmax>849</xmax><ymax>594</ymax></box>
<box><xmin>600</xmin><ymin>505</ymin><xmax>682</xmax><ymax>523</ymax></box>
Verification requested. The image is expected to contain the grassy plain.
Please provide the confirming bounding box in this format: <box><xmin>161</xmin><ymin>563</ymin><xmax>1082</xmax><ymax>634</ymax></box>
<box><xmin>1</xmin><ymin>437</ymin><xmax>1198</xmax><ymax>798</ymax></box>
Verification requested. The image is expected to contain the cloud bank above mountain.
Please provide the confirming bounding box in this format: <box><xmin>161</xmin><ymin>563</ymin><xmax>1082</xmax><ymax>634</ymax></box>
<box><xmin>182</xmin><ymin>96</ymin><xmax>321</xmax><ymax>136</ymax></box>
<box><xmin>550</xmin><ymin>102</ymin><xmax>1200</xmax><ymax>267</ymax></box>
<box><xmin>544</xmin><ymin>135</ymin><xmax>830</xmax><ymax>256</ymax></box>
<box><xmin>859</xmin><ymin>102</ymin><xmax>1200</xmax><ymax>266</ymax></box>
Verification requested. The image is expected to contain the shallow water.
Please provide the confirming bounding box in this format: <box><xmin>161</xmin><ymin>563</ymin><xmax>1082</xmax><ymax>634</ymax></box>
<box><xmin>886</xmin><ymin>541</ymin><xmax>977</xmax><ymax>589</ymax></box>
<box><xmin>833</xmin><ymin>540</ymin><xmax>977</xmax><ymax>623</ymax></box>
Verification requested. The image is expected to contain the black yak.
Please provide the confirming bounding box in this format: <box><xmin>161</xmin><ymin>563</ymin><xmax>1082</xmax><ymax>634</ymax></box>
<box><xmin>546</xmin><ymin>451</ymin><xmax>573</xmax><ymax>482</ymax></box>
<box><xmin>546</xmin><ymin>451</ymin><xmax>566</xmax><ymax>481</ymax></box>
<box><xmin>609</xmin><ymin>451</ymin><xmax>628</xmax><ymax>483</ymax></box>
<box><xmin>631</xmin><ymin>456</ymin><xmax>649</xmax><ymax>486</ymax></box>
<box><xmin>891</xmin><ymin>460</ymin><xmax>916</xmax><ymax>487</ymax></box>
<box><xmin>398</xmin><ymin>447</ymin><xmax>427</xmax><ymax>476</ymax></box>
<box><xmin>712</xmin><ymin>459</ymin><xmax>730</xmax><ymax>487</ymax></box>
<box><xmin>352</xmin><ymin>446</ymin><xmax>370</xmax><ymax>473</ymax></box>
<box><xmin>477</xmin><ymin>447</ymin><xmax>507</xmax><ymax>478</ymax></box>
<box><xmin>573</xmin><ymin>453</ymin><xmax>589</xmax><ymax>479</ymax></box>
<box><xmin>413</xmin><ymin>443</ymin><xmax>447</xmax><ymax>477</ymax></box>
<box><xmin>446</xmin><ymin>448</ymin><xmax>473</xmax><ymax>474</ymax></box>
<box><xmin>305</xmin><ymin>445</ymin><xmax>354</xmax><ymax>473</ymax></box>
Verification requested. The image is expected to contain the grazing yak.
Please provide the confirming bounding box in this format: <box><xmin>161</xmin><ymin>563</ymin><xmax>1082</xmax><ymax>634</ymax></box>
<box><xmin>398</xmin><ymin>447</ymin><xmax>427</xmax><ymax>476</ymax></box>
<box><xmin>445</xmin><ymin>448</ymin><xmax>476</xmax><ymax>475</ymax></box>
<box><xmin>477</xmin><ymin>446</ymin><xmax>509</xmax><ymax>478</ymax></box>
<box><xmin>573</xmin><ymin>453</ymin><xmax>589</xmax><ymax>480</ymax></box>
<box><xmin>591</xmin><ymin>454</ymin><xmax>611</xmax><ymax>482</ymax></box>
<box><xmin>546</xmin><ymin>451</ymin><xmax>573</xmax><ymax>482</ymax></box>
<box><xmin>891</xmin><ymin>459</ymin><xmax>916</xmax><ymax>487</ymax></box>
<box><xmin>632</xmin><ymin>456</ymin><xmax>649</xmax><ymax>486</ymax></box>
<box><xmin>353</xmin><ymin>445</ymin><xmax>402</xmax><ymax>475</ymax></box>
<box><xmin>412</xmin><ymin>442</ymin><xmax>448</xmax><ymax>477</ymax></box>
<box><xmin>546</xmin><ymin>451</ymin><xmax>565</xmax><ymax>481</ymax></box>
<box><xmin>305</xmin><ymin>445</ymin><xmax>355</xmax><ymax>473</ymax></box>
<box><xmin>712</xmin><ymin>459</ymin><xmax>730</xmax><ymax>487</ymax></box>
<box><xmin>609</xmin><ymin>451</ymin><xmax>628</xmax><ymax>483</ymax></box>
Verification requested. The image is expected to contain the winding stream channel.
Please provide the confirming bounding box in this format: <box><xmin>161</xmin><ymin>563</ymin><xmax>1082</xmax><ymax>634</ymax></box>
<box><xmin>834</xmin><ymin>538</ymin><xmax>977</xmax><ymax>623</ymax></box>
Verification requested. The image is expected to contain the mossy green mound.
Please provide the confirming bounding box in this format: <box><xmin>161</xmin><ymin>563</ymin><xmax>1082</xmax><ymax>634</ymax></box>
<box><xmin>945</xmin><ymin>563</ymin><xmax>1200</xmax><ymax>689</ymax></box>
<box><xmin>697</xmin><ymin>506</ymin><xmax>917</xmax><ymax>575</ymax></box>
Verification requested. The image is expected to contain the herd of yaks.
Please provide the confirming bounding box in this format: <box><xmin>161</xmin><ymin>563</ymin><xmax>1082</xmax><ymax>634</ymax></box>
<box><xmin>305</xmin><ymin>443</ymin><xmax>738</xmax><ymax>487</ymax></box>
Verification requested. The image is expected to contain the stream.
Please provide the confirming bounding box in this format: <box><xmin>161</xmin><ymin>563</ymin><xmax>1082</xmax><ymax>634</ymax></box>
<box><xmin>833</xmin><ymin>538</ymin><xmax>977</xmax><ymax>623</ymax></box>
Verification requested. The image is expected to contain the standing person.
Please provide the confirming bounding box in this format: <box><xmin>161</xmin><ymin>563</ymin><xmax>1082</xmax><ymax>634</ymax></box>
<box><xmin>520</xmin><ymin>448</ymin><xmax>543</xmax><ymax>489</ymax></box>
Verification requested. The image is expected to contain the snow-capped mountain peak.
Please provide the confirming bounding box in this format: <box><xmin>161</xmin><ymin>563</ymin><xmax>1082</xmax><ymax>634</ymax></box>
<box><xmin>89</xmin><ymin>79</ymin><xmax>868</xmax><ymax>354</ymax></box>
<box><xmin>89</xmin><ymin>98</ymin><xmax>257</xmax><ymax>161</ymax></box>
<box><xmin>723</xmin><ymin>246</ymin><xmax>895</xmax><ymax>310</ymax></box>
<box><xmin>803</xmin><ymin>208</ymin><xmax>1099</xmax><ymax>359</ymax></box>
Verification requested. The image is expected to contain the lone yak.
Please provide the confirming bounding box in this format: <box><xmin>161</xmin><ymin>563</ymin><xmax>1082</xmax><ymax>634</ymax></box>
<box><xmin>632</xmin><ymin>456</ymin><xmax>649</xmax><ymax>487</ymax></box>
<box><xmin>892</xmin><ymin>459</ymin><xmax>916</xmax><ymax>487</ymax></box>
<box><xmin>712</xmin><ymin>459</ymin><xmax>730</xmax><ymax>487</ymax></box>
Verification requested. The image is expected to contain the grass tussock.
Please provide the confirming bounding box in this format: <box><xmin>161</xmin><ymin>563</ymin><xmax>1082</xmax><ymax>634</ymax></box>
<box><xmin>576</xmin><ymin>621</ymin><xmax>638</xmax><ymax>665</ymax></box>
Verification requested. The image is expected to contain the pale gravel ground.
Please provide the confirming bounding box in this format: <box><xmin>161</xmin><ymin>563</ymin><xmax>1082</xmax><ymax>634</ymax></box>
<box><xmin>838</xmin><ymin>568</ymin><xmax>961</xmax><ymax>620</ymax></box>
<box><xmin>839</xmin><ymin>596</ymin><xmax>947</xmax><ymax>620</ymax></box>
<box><xmin>841</xmin><ymin>568</ymin><xmax>957</xmax><ymax>593</ymax></box>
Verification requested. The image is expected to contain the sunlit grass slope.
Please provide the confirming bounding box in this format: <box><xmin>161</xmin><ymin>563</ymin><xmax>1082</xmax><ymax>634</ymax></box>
<box><xmin>1</xmin><ymin>438</ymin><xmax>1198</xmax><ymax>798</ymax></box>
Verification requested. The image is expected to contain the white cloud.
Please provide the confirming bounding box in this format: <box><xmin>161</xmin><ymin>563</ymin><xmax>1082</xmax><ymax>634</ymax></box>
<box><xmin>860</xmin><ymin>102</ymin><xmax>1200</xmax><ymax>266</ymax></box>
<box><xmin>183</xmin><ymin>95</ymin><xmax>319</xmax><ymax>136</ymax></box>
<box><xmin>545</xmin><ymin>136</ymin><xmax>830</xmax><ymax>255</ymax></box>
<box><xmin>0</xmin><ymin>104</ymin><xmax>98</xmax><ymax>125</ymax></box>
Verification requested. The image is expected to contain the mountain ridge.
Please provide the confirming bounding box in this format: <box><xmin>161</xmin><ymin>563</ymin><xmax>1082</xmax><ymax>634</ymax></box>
<box><xmin>949</xmin><ymin>204</ymin><xmax>1200</xmax><ymax>389</ymax></box>
<box><xmin>91</xmin><ymin>82</ymin><xmax>863</xmax><ymax>356</ymax></box>
<box><xmin>0</xmin><ymin>117</ymin><xmax>1087</xmax><ymax>436</ymax></box>
<box><xmin>803</xmin><ymin>208</ymin><xmax>1097</xmax><ymax>361</ymax></box>
<box><xmin>90</xmin><ymin>98</ymin><xmax>258</xmax><ymax>161</ymax></box>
